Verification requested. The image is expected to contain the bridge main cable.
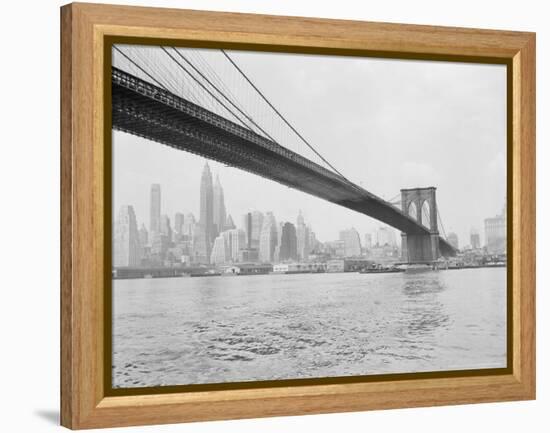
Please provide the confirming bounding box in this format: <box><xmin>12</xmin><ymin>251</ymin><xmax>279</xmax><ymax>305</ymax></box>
<box><xmin>166</xmin><ymin>47</ymin><xmax>279</xmax><ymax>144</ymax></box>
<box><xmin>220</xmin><ymin>49</ymin><xmax>350</xmax><ymax>181</ymax></box>
<box><xmin>159</xmin><ymin>47</ymin><xmax>261</xmax><ymax>132</ymax></box>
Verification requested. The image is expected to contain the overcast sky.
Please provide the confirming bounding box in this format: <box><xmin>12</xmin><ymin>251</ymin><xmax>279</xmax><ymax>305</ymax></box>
<box><xmin>113</xmin><ymin>47</ymin><xmax>506</xmax><ymax>246</ymax></box>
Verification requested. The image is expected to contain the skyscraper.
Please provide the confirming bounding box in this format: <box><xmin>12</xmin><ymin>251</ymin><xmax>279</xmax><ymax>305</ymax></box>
<box><xmin>150</xmin><ymin>232</ymin><xmax>169</xmax><ymax>263</ymax></box>
<box><xmin>213</xmin><ymin>174</ymin><xmax>227</xmax><ymax>237</ymax></box>
<box><xmin>375</xmin><ymin>226</ymin><xmax>397</xmax><ymax>247</ymax></box>
<box><xmin>138</xmin><ymin>223</ymin><xmax>148</xmax><ymax>247</ymax></box>
<box><xmin>182</xmin><ymin>213</ymin><xmax>196</xmax><ymax>237</ymax></box>
<box><xmin>308</xmin><ymin>228</ymin><xmax>320</xmax><ymax>254</ymax></box>
<box><xmin>242</xmin><ymin>211</ymin><xmax>264</xmax><ymax>249</ymax></box>
<box><xmin>485</xmin><ymin>212</ymin><xmax>506</xmax><ymax>254</ymax></box>
<box><xmin>243</xmin><ymin>212</ymin><xmax>252</xmax><ymax>249</ymax></box>
<box><xmin>259</xmin><ymin>212</ymin><xmax>278</xmax><ymax>263</ymax></box>
<box><xmin>114</xmin><ymin>205</ymin><xmax>140</xmax><ymax>267</ymax></box>
<box><xmin>447</xmin><ymin>232</ymin><xmax>459</xmax><ymax>250</ymax></box>
<box><xmin>251</xmin><ymin>211</ymin><xmax>264</xmax><ymax>249</ymax></box>
<box><xmin>149</xmin><ymin>184</ymin><xmax>161</xmax><ymax>235</ymax></box>
<box><xmin>296</xmin><ymin>211</ymin><xmax>310</xmax><ymax>261</ymax></box>
<box><xmin>197</xmin><ymin>162</ymin><xmax>214</xmax><ymax>263</ymax></box>
<box><xmin>138</xmin><ymin>223</ymin><xmax>149</xmax><ymax>263</ymax></box>
<box><xmin>210</xmin><ymin>231</ymin><xmax>232</xmax><ymax>265</ymax></box>
<box><xmin>229</xmin><ymin>228</ymin><xmax>246</xmax><ymax>262</ymax></box>
<box><xmin>470</xmin><ymin>228</ymin><xmax>481</xmax><ymax>249</ymax></box>
<box><xmin>160</xmin><ymin>214</ymin><xmax>172</xmax><ymax>243</ymax></box>
<box><xmin>364</xmin><ymin>233</ymin><xmax>373</xmax><ymax>250</ymax></box>
<box><xmin>339</xmin><ymin>228</ymin><xmax>362</xmax><ymax>257</ymax></box>
<box><xmin>174</xmin><ymin>212</ymin><xmax>185</xmax><ymax>235</ymax></box>
<box><xmin>224</xmin><ymin>214</ymin><xmax>236</xmax><ymax>231</ymax></box>
<box><xmin>277</xmin><ymin>222</ymin><xmax>298</xmax><ymax>262</ymax></box>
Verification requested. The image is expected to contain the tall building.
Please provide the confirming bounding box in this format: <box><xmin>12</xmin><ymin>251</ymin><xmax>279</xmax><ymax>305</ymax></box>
<box><xmin>277</xmin><ymin>222</ymin><xmax>298</xmax><ymax>262</ymax></box>
<box><xmin>485</xmin><ymin>209</ymin><xmax>506</xmax><ymax>254</ymax></box>
<box><xmin>296</xmin><ymin>211</ymin><xmax>310</xmax><ymax>260</ymax></box>
<box><xmin>197</xmin><ymin>162</ymin><xmax>214</xmax><ymax>263</ymax></box>
<box><xmin>160</xmin><ymin>214</ymin><xmax>172</xmax><ymax>243</ymax></box>
<box><xmin>242</xmin><ymin>211</ymin><xmax>264</xmax><ymax>249</ymax></box>
<box><xmin>192</xmin><ymin>224</ymin><xmax>208</xmax><ymax>264</ymax></box>
<box><xmin>339</xmin><ymin>228</ymin><xmax>362</xmax><ymax>257</ymax></box>
<box><xmin>364</xmin><ymin>233</ymin><xmax>373</xmax><ymax>250</ymax></box>
<box><xmin>213</xmin><ymin>174</ymin><xmax>227</xmax><ymax>237</ymax></box>
<box><xmin>224</xmin><ymin>214</ymin><xmax>236</xmax><ymax>231</ymax></box>
<box><xmin>138</xmin><ymin>223</ymin><xmax>148</xmax><ymax>247</ymax></box>
<box><xmin>229</xmin><ymin>228</ymin><xmax>246</xmax><ymax>262</ymax></box>
<box><xmin>447</xmin><ymin>232</ymin><xmax>459</xmax><ymax>250</ymax></box>
<box><xmin>174</xmin><ymin>213</ymin><xmax>185</xmax><ymax>235</ymax></box>
<box><xmin>149</xmin><ymin>184</ymin><xmax>161</xmax><ymax>235</ymax></box>
<box><xmin>274</xmin><ymin>222</ymin><xmax>284</xmax><ymax>262</ymax></box>
<box><xmin>182</xmin><ymin>213</ymin><xmax>196</xmax><ymax>237</ymax></box>
<box><xmin>242</xmin><ymin>212</ymin><xmax>252</xmax><ymax>248</ymax></box>
<box><xmin>138</xmin><ymin>223</ymin><xmax>149</xmax><ymax>262</ymax></box>
<box><xmin>470</xmin><ymin>228</ymin><xmax>481</xmax><ymax>249</ymax></box>
<box><xmin>325</xmin><ymin>240</ymin><xmax>346</xmax><ymax>257</ymax></box>
<box><xmin>114</xmin><ymin>205</ymin><xmax>141</xmax><ymax>267</ymax></box>
<box><xmin>210</xmin><ymin>231</ymin><xmax>232</xmax><ymax>265</ymax></box>
<box><xmin>150</xmin><ymin>232</ymin><xmax>169</xmax><ymax>263</ymax></box>
<box><xmin>308</xmin><ymin>228</ymin><xmax>320</xmax><ymax>254</ymax></box>
<box><xmin>259</xmin><ymin>212</ymin><xmax>278</xmax><ymax>263</ymax></box>
<box><xmin>251</xmin><ymin>211</ymin><xmax>264</xmax><ymax>249</ymax></box>
<box><xmin>375</xmin><ymin>226</ymin><xmax>396</xmax><ymax>247</ymax></box>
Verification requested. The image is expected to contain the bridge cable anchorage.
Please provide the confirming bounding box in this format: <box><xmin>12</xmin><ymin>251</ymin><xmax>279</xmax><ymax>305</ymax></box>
<box><xmin>113</xmin><ymin>46</ymin><xmax>168</xmax><ymax>90</ymax></box>
<box><xmin>159</xmin><ymin>47</ymin><xmax>257</xmax><ymax>132</ymax></box>
<box><xmin>168</xmin><ymin>47</ymin><xmax>279</xmax><ymax>143</ymax></box>
<box><xmin>220</xmin><ymin>49</ymin><xmax>350</xmax><ymax>181</ymax></box>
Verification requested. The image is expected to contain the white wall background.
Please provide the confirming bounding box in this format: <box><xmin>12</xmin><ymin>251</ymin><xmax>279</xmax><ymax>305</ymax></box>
<box><xmin>0</xmin><ymin>0</ymin><xmax>545</xmax><ymax>431</ymax></box>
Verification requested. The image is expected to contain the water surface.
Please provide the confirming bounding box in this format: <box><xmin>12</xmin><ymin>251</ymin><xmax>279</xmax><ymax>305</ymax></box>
<box><xmin>112</xmin><ymin>268</ymin><xmax>506</xmax><ymax>388</ymax></box>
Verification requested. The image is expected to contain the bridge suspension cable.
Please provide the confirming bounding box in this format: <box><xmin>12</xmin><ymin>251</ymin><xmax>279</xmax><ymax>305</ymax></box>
<box><xmin>386</xmin><ymin>192</ymin><xmax>402</xmax><ymax>206</ymax></box>
<box><xmin>220</xmin><ymin>49</ymin><xmax>349</xmax><ymax>181</ymax></box>
<box><xmin>159</xmin><ymin>46</ymin><xmax>263</xmax><ymax>132</ymax></box>
<box><xmin>167</xmin><ymin>47</ymin><xmax>278</xmax><ymax>143</ymax></box>
<box><xmin>114</xmin><ymin>45</ymin><xmax>369</xmax><ymax>190</ymax></box>
<box><xmin>113</xmin><ymin>46</ymin><xmax>167</xmax><ymax>90</ymax></box>
<box><xmin>437</xmin><ymin>209</ymin><xmax>448</xmax><ymax>240</ymax></box>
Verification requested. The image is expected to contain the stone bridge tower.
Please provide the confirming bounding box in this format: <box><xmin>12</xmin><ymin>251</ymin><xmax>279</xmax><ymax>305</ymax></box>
<box><xmin>400</xmin><ymin>187</ymin><xmax>440</xmax><ymax>263</ymax></box>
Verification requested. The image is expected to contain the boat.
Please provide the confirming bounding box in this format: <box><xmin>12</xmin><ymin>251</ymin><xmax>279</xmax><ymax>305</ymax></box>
<box><xmin>358</xmin><ymin>267</ymin><xmax>403</xmax><ymax>274</ymax></box>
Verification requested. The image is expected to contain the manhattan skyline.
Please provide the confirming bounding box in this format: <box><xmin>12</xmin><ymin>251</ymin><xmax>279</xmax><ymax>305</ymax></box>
<box><xmin>115</xmin><ymin>160</ymin><xmax>387</xmax><ymax>251</ymax></box>
<box><xmin>113</xmin><ymin>156</ymin><xmax>506</xmax><ymax>270</ymax></box>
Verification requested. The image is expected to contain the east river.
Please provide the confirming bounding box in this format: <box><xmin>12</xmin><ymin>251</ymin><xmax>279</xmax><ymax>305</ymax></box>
<box><xmin>112</xmin><ymin>268</ymin><xmax>507</xmax><ymax>388</ymax></box>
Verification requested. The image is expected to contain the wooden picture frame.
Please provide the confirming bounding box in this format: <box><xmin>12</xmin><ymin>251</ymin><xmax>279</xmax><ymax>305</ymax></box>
<box><xmin>60</xmin><ymin>2</ymin><xmax>535</xmax><ymax>429</ymax></box>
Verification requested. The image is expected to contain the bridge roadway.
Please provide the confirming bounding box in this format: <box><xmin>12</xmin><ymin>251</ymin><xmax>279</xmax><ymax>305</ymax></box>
<box><xmin>111</xmin><ymin>67</ymin><xmax>455</xmax><ymax>257</ymax></box>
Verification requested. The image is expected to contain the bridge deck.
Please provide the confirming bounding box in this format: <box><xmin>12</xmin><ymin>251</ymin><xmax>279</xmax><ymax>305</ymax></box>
<box><xmin>111</xmin><ymin>67</ymin><xmax>455</xmax><ymax>256</ymax></box>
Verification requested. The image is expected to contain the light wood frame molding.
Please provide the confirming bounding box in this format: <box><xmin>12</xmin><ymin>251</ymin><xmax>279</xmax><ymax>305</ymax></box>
<box><xmin>61</xmin><ymin>2</ymin><xmax>535</xmax><ymax>429</ymax></box>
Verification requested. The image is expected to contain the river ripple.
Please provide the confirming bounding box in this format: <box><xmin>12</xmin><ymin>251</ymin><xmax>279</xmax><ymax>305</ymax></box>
<box><xmin>112</xmin><ymin>268</ymin><xmax>506</xmax><ymax>388</ymax></box>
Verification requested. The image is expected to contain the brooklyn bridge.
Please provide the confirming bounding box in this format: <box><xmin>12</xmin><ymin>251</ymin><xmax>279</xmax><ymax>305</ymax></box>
<box><xmin>111</xmin><ymin>45</ymin><xmax>456</xmax><ymax>263</ymax></box>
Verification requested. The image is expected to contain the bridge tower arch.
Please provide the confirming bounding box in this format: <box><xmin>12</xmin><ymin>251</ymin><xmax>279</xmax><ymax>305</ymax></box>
<box><xmin>400</xmin><ymin>187</ymin><xmax>440</xmax><ymax>263</ymax></box>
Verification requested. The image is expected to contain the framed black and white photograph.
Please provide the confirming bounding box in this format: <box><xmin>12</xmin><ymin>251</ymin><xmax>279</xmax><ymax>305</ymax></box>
<box><xmin>110</xmin><ymin>43</ymin><xmax>508</xmax><ymax>389</ymax></box>
<box><xmin>60</xmin><ymin>3</ymin><xmax>535</xmax><ymax>429</ymax></box>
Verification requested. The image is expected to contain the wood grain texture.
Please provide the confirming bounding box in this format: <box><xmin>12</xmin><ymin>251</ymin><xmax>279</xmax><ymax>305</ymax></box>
<box><xmin>60</xmin><ymin>2</ymin><xmax>536</xmax><ymax>429</ymax></box>
<box><xmin>60</xmin><ymin>4</ymin><xmax>73</xmax><ymax>429</ymax></box>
